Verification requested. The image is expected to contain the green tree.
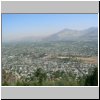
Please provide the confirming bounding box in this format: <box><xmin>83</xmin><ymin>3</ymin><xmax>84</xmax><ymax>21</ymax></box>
<box><xmin>85</xmin><ymin>67</ymin><xmax>98</xmax><ymax>86</ymax></box>
<box><xmin>34</xmin><ymin>68</ymin><xmax>47</xmax><ymax>85</ymax></box>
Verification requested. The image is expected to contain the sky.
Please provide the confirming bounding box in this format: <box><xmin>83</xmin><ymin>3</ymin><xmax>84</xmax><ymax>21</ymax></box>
<box><xmin>2</xmin><ymin>14</ymin><xmax>98</xmax><ymax>42</ymax></box>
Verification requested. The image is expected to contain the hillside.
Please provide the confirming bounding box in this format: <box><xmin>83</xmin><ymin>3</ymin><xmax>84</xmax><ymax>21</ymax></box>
<box><xmin>45</xmin><ymin>27</ymin><xmax>98</xmax><ymax>42</ymax></box>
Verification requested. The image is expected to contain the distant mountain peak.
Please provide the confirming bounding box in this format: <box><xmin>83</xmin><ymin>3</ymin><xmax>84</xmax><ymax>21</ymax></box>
<box><xmin>44</xmin><ymin>27</ymin><xmax>98</xmax><ymax>42</ymax></box>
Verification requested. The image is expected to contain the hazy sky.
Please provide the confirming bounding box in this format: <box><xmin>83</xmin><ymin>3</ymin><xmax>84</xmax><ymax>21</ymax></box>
<box><xmin>2</xmin><ymin>14</ymin><xmax>98</xmax><ymax>42</ymax></box>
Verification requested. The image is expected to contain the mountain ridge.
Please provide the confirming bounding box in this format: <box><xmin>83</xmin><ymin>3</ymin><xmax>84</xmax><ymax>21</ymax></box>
<box><xmin>44</xmin><ymin>27</ymin><xmax>98</xmax><ymax>42</ymax></box>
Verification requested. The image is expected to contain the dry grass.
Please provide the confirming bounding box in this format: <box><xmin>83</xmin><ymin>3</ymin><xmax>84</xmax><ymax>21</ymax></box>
<box><xmin>76</xmin><ymin>56</ymin><xmax>98</xmax><ymax>64</ymax></box>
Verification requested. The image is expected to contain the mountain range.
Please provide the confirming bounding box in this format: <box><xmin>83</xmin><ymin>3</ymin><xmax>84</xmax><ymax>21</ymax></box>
<box><xmin>7</xmin><ymin>27</ymin><xmax>98</xmax><ymax>43</ymax></box>
<box><xmin>44</xmin><ymin>27</ymin><xmax>98</xmax><ymax>42</ymax></box>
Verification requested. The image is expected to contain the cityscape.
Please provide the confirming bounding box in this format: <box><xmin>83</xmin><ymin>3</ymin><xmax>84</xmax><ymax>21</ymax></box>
<box><xmin>2</xmin><ymin>14</ymin><xmax>98</xmax><ymax>86</ymax></box>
